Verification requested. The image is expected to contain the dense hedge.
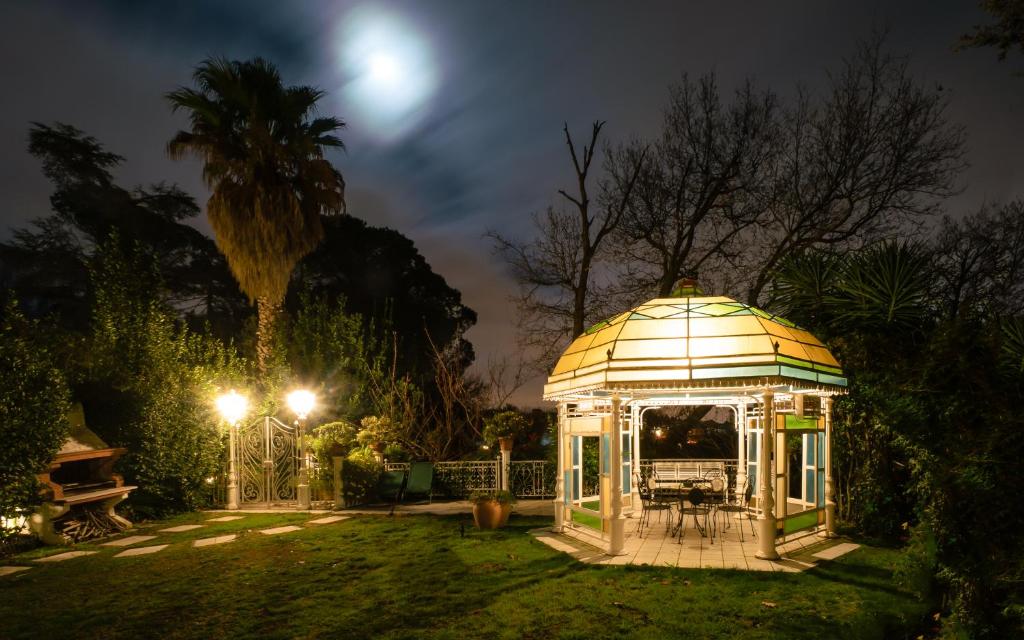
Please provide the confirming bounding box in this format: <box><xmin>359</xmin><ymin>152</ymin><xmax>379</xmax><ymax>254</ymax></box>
<box><xmin>80</xmin><ymin>242</ymin><xmax>247</xmax><ymax>519</ymax></box>
<box><xmin>0</xmin><ymin>302</ymin><xmax>72</xmax><ymax>546</ymax></box>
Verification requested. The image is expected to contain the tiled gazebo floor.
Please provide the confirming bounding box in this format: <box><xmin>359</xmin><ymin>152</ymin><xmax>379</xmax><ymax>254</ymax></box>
<box><xmin>533</xmin><ymin>514</ymin><xmax>856</xmax><ymax>572</ymax></box>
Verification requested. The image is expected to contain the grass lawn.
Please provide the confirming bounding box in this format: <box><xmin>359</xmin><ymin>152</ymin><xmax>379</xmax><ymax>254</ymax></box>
<box><xmin>0</xmin><ymin>512</ymin><xmax>929</xmax><ymax>639</ymax></box>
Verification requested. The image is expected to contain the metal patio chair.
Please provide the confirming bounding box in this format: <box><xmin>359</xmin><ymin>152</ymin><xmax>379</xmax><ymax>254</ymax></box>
<box><xmin>635</xmin><ymin>472</ymin><xmax>674</xmax><ymax>537</ymax></box>
<box><xmin>715</xmin><ymin>479</ymin><xmax>756</xmax><ymax>541</ymax></box>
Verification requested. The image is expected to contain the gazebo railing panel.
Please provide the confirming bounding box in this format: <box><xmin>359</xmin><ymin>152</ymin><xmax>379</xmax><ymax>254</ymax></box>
<box><xmin>638</xmin><ymin>459</ymin><xmax>740</xmax><ymax>495</ymax></box>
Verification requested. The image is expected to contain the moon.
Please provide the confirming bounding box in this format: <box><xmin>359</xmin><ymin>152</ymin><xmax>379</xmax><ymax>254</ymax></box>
<box><xmin>336</xmin><ymin>7</ymin><xmax>437</xmax><ymax>142</ymax></box>
<box><xmin>367</xmin><ymin>53</ymin><xmax>400</xmax><ymax>86</ymax></box>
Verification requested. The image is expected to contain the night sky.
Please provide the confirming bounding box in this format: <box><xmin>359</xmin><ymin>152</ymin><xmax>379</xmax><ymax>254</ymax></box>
<box><xmin>1</xmin><ymin>1</ymin><xmax>1021</xmax><ymax>405</ymax></box>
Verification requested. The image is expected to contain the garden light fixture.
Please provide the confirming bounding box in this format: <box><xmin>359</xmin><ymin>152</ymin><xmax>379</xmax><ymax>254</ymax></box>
<box><xmin>286</xmin><ymin>389</ymin><xmax>316</xmax><ymax>509</ymax></box>
<box><xmin>216</xmin><ymin>390</ymin><xmax>248</xmax><ymax>426</ymax></box>
<box><xmin>286</xmin><ymin>389</ymin><xmax>316</xmax><ymax>420</ymax></box>
<box><xmin>216</xmin><ymin>389</ymin><xmax>248</xmax><ymax>510</ymax></box>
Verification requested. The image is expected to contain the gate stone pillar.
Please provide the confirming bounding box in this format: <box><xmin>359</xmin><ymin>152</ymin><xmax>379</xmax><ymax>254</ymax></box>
<box><xmin>756</xmin><ymin>389</ymin><xmax>781</xmax><ymax>560</ymax></box>
<box><xmin>333</xmin><ymin>456</ymin><xmax>345</xmax><ymax>510</ymax></box>
<box><xmin>227</xmin><ymin>423</ymin><xmax>240</xmax><ymax>510</ymax></box>
<box><xmin>296</xmin><ymin>421</ymin><xmax>311</xmax><ymax>510</ymax></box>
<box><xmin>499</xmin><ymin>439</ymin><xmax>512</xmax><ymax>492</ymax></box>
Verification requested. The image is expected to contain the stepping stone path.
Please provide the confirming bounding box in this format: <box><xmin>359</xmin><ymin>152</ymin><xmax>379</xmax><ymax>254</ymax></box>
<box><xmin>16</xmin><ymin>515</ymin><xmax>350</xmax><ymax>567</ymax></box>
<box><xmin>159</xmin><ymin>524</ymin><xmax>206</xmax><ymax>533</ymax></box>
<box><xmin>259</xmin><ymin>525</ymin><xmax>303</xmax><ymax>536</ymax></box>
<box><xmin>812</xmin><ymin>542</ymin><xmax>860</xmax><ymax>561</ymax></box>
<box><xmin>0</xmin><ymin>566</ymin><xmax>31</xmax><ymax>577</ymax></box>
<box><xmin>193</xmin><ymin>534</ymin><xmax>236</xmax><ymax>548</ymax></box>
<box><xmin>34</xmin><ymin>551</ymin><xmax>97</xmax><ymax>563</ymax></box>
<box><xmin>101</xmin><ymin>535</ymin><xmax>157</xmax><ymax>547</ymax></box>
<box><xmin>115</xmin><ymin>545</ymin><xmax>168</xmax><ymax>558</ymax></box>
<box><xmin>307</xmin><ymin>515</ymin><xmax>348</xmax><ymax>525</ymax></box>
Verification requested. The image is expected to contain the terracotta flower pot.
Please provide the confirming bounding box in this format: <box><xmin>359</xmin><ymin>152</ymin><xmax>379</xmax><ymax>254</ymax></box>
<box><xmin>497</xmin><ymin>436</ymin><xmax>513</xmax><ymax>453</ymax></box>
<box><xmin>472</xmin><ymin>499</ymin><xmax>512</xmax><ymax>529</ymax></box>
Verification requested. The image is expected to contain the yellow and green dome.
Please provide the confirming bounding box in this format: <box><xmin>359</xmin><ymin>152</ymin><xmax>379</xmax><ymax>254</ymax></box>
<box><xmin>543</xmin><ymin>284</ymin><xmax>846</xmax><ymax>399</ymax></box>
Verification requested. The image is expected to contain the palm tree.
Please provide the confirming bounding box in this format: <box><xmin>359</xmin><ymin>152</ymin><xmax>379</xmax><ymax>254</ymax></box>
<box><xmin>166</xmin><ymin>57</ymin><xmax>346</xmax><ymax>374</ymax></box>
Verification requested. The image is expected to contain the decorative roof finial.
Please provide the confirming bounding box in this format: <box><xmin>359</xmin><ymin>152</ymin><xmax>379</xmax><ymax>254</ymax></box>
<box><xmin>670</xmin><ymin>278</ymin><xmax>704</xmax><ymax>297</ymax></box>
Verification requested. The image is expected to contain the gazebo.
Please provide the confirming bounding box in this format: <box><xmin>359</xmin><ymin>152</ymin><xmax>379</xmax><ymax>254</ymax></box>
<box><xmin>544</xmin><ymin>281</ymin><xmax>846</xmax><ymax>560</ymax></box>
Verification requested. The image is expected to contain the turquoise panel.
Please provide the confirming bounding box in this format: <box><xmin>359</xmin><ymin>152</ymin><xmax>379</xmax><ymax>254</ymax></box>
<box><xmin>817</xmin><ymin>470</ymin><xmax>825</xmax><ymax>507</ymax></box>
<box><xmin>818</xmin><ymin>373</ymin><xmax>848</xmax><ymax>387</ymax></box>
<box><xmin>779</xmin><ymin>365</ymin><xmax>819</xmax><ymax>382</ymax></box>
<box><xmin>692</xmin><ymin>365</ymin><xmax>780</xmax><ymax>380</ymax></box>
<box><xmin>564</xmin><ymin>471</ymin><xmax>572</xmax><ymax>505</ymax></box>
<box><xmin>601</xmin><ymin>433</ymin><xmax>610</xmax><ymax>474</ymax></box>
<box><xmin>805</xmin><ymin>469</ymin><xmax>815</xmax><ymax>504</ymax></box>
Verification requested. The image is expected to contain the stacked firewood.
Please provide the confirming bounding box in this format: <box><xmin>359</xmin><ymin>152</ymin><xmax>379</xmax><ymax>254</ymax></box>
<box><xmin>57</xmin><ymin>507</ymin><xmax>129</xmax><ymax>543</ymax></box>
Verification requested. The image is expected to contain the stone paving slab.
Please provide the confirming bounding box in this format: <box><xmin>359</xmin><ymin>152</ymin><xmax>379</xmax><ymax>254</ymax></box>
<box><xmin>115</xmin><ymin>545</ymin><xmax>168</xmax><ymax>558</ymax></box>
<box><xmin>33</xmin><ymin>551</ymin><xmax>97</xmax><ymax>563</ymax></box>
<box><xmin>259</xmin><ymin>525</ymin><xmax>303</xmax><ymax>536</ymax></box>
<box><xmin>0</xmin><ymin>566</ymin><xmax>32</xmax><ymax>577</ymax></box>
<box><xmin>159</xmin><ymin>524</ymin><xmax>206</xmax><ymax>533</ymax></box>
<box><xmin>206</xmin><ymin>515</ymin><xmax>246</xmax><ymax>522</ymax></box>
<box><xmin>101</xmin><ymin>535</ymin><xmax>158</xmax><ymax>547</ymax></box>
<box><xmin>307</xmin><ymin>515</ymin><xmax>348</xmax><ymax>525</ymax></box>
<box><xmin>812</xmin><ymin>542</ymin><xmax>860</xmax><ymax>561</ymax></box>
<box><xmin>193</xmin><ymin>534</ymin><xmax>236</xmax><ymax>548</ymax></box>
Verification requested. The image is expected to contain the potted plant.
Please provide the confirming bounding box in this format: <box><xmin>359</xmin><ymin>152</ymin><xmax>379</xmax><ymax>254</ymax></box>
<box><xmin>482</xmin><ymin>410</ymin><xmax>529</xmax><ymax>453</ymax></box>
<box><xmin>470</xmin><ymin>490</ymin><xmax>517</xmax><ymax>529</ymax></box>
<box><xmin>357</xmin><ymin>415</ymin><xmax>392</xmax><ymax>454</ymax></box>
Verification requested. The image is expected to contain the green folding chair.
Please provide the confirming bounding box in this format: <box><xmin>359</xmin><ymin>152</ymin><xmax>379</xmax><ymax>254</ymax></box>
<box><xmin>377</xmin><ymin>470</ymin><xmax>407</xmax><ymax>507</ymax></box>
<box><xmin>403</xmin><ymin>461</ymin><xmax>434</xmax><ymax>504</ymax></box>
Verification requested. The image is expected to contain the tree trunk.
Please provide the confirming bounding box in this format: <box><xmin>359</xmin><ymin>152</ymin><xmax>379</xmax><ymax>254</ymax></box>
<box><xmin>256</xmin><ymin>296</ymin><xmax>280</xmax><ymax>376</ymax></box>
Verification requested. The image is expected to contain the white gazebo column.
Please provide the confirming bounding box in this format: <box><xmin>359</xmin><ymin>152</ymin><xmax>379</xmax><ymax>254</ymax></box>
<box><xmin>630</xmin><ymin>404</ymin><xmax>642</xmax><ymax>509</ymax></box>
<box><xmin>756</xmin><ymin>390</ymin><xmax>780</xmax><ymax>560</ymax></box>
<box><xmin>608</xmin><ymin>395</ymin><xmax>626</xmax><ymax>555</ymax></box>
<box><xmin>552</xmin><ymin>402</ymin><xmax>567</xmax><ymax>532</ymax></box>
<box><xmin>735</xmin><ymin>402</ymin><xmax>747</xmax><ymax>504</ymax></box>
<box><xmin>824</xmin><ymin>396</ymin><xmax>837</xmax><ymax>538</ymax></box>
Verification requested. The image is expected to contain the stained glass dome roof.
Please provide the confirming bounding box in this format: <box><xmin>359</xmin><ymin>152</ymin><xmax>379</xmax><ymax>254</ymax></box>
<box><xmin>543</xmin><ymin>283</ymin><xmax>846</xmax><ymax>399</ymax></box>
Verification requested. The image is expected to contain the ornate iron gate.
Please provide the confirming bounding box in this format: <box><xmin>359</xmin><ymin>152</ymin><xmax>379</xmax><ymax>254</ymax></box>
<box><xmin>237</xmin><ymin>416</ymin><xmax>298</xmax><ymax>506</ymax></box>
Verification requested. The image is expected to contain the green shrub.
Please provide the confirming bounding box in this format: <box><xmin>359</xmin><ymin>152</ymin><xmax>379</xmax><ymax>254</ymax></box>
<box><xmin>893</xmin><ymin>522</ymin><xmax>938</xmax><ymax>601</ymax></box>
<box><xmin>337</xmin><ymin>447</ymin><xmax>381</xmax><ymax>507</ymax></box>
<box><xmin>82</xmin><ymin>240</ymin><xmax>247</xmax><ymax>519</ymax></box>
<box><xmin>482</xmin><ymin>410</ymin><xmax>529</xmax><ymax>446</ymax></box>
<box><xmin>0</xmin><ymin>302</ymin><xmax>72</xmax><ymax>546</ymax></box>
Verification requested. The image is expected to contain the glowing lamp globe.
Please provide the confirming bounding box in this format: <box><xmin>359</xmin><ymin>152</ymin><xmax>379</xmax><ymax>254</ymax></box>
<box><xmin>287</xmin><ymin>390</ymin><xmax>316</xmax><ymax>420</ymax></box>
<box><xmin>216</xmin><ymin>390</ymin><xmax>248</xmax><ymax>426</ymax></box>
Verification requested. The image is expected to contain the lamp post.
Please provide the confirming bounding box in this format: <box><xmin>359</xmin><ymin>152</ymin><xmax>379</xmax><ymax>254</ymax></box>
<box><xmin>216</xmin><ymin>390</ymin><xmax>248</xmax><ymax>510</ymax></box>
<box><xmin>287</xmin><ymin>389</ymin><xmax>316</xmax><ymax>510</ymax></box>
